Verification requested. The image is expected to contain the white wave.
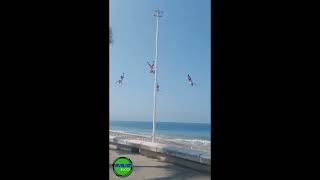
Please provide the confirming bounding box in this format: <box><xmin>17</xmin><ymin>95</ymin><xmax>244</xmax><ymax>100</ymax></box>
<box><xmin>109</xmin><ymin>129</ymin><xmax>150</xmax><ymax>138</ymax></box>
<box><xmin>110</xmin><ymin>129</ymin><xmax>210</xmax><ymax>147</ymax></box>
<box><xmin>109</xmin><ymin>130</ymin><xmax>126</xmax><ymax>134</ymax></box>
<box><xmin>166</xmin><ymin>138</ymin><xmax>211</xmax><ymax>146</ymax></box>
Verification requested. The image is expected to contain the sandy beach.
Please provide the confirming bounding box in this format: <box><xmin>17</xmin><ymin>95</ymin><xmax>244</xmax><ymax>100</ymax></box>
<box><xmin>109</xmin><ymin>148</ymin><xmax>211</xmax><ymax>180</ymax></box>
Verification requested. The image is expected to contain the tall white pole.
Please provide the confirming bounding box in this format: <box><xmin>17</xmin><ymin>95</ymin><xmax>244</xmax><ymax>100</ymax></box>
<box><xmin>152</xmin><ymin>10</ymin><xmax>162</xmax><ymax>143</ymax></box>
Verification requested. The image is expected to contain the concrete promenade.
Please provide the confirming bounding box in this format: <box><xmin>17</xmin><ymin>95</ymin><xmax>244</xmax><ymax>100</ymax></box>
<box><xmin>109</xmin><ymin>135</ymin><xmax>211</xmax><ymax>179</ymax></box>
<box><xmin>109</xmin><ymin>148</ymin><xmax>211</xmax><ymax>180</ymax></box>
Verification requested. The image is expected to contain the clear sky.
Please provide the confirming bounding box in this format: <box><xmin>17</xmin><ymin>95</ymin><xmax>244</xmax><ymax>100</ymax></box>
<box><xmin>110</xmin><ymin>0</ymin><xmax>211</xmax><ymax>123</ymax></box>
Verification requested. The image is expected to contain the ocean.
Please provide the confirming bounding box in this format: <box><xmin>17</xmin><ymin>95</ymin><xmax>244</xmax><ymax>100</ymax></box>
<box><xmin>110</xmin><ymin>120</ymin><xmax>211</xmax><ymax>150</ymax></box>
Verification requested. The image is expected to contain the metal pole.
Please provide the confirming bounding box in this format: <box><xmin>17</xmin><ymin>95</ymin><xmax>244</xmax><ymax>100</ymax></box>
<box><xmin>152</xmin><ymin>10</ymin><xmax>162</xmax><ymax>143</ymax></box>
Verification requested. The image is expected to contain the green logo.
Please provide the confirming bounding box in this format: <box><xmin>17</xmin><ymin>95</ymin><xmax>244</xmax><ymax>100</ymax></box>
<box><xmin>112</xmin><ymin>156</ymin><xmax>133</xmax><ymax>177</ymax></box>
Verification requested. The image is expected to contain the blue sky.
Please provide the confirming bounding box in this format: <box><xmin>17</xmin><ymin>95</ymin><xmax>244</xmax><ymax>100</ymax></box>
<box><xmin>110</xmin><ymin>0</ymin><xmax>211</xmax><ymax>123</ymax></box>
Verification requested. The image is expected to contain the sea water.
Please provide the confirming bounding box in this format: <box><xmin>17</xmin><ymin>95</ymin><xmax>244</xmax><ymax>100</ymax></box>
<box><xmin>110</xmin><ymin>120</ymin><xmax>211</xmax><ymax>147</ymax></box>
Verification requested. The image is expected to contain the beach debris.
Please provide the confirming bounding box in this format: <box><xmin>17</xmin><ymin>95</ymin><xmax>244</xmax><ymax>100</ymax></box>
<box><xmin>147</xmin><ymin>61</ymin><xmax>155</xmax><ymax>74</ymax></box>
<box><xmin>187</xmin><ymin>74</ymin><xmax>196</xmax><ymax>86</ymax></box>
<box><xmin>116</xmin><ymin>72</ymin><xmax>125</xmax><ymax>86</ymax></box>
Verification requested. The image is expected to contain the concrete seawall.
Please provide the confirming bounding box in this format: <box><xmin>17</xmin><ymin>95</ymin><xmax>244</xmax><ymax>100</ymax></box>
<box><xmin>110</xmin><ymin>135</ymin><xmax>211</xmax><ymax>173</ymax></box>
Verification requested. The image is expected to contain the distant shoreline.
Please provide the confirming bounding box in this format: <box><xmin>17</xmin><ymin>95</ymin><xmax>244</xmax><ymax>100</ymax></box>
<box><xmin>110</xmin><ymin>120</ymin><xmax>211</xmax><ymax>125</ymax></box>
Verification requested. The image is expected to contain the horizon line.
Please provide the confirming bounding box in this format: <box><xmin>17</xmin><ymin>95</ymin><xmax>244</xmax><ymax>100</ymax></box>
<box><xmin>110</xmin><ymin>120</ymin><xmax>211</xmax><ymax>124</ymax></box>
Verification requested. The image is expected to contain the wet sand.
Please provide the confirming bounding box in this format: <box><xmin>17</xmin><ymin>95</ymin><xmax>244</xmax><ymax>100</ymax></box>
<box><xmin>109</xmin><ymin>148</ymin><xmax>211</xmax><ymax>180</ymax></box>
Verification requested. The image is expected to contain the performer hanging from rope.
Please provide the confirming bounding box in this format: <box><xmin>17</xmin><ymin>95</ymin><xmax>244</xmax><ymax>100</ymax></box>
<box><xmin>116</xmin><ymin>79</ymin><xmax>122</xmax><ymax>86</ymax></box>
<box><xmin>116</xmin><ymin>72</ymin><xmax>125</xmax><ymax>86</ymax></box>
<box><xmin>156</xmin><ymin>83</ymin><xmax>160</xmax><ymax>92</ymax></box>
<box><xmin>120</xmin><ymin>72</ymin><xmax>124</xmax><ymax>81</ymax></box>
<box><xmin>187</xmin><ymin>74</ymin><xmax>195</xmax><ymax>86</ymax></box>
<box><xmin>147</xmin><ymin>61</ymin><xmax>155</xmax><ymax>74</ymax></box>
